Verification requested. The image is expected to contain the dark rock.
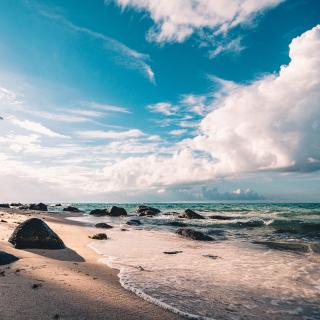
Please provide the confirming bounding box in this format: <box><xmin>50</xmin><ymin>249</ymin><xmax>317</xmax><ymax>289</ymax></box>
<box><xmin>29</xmin><ymin>203</ymin><xmax>48</xmax><ymax>211</ymax></box>
<box><xmin>31</xmin><ymin>283</ymin><xmax>42</xmax><ymax>289</ymax></box>
<box><xmin>19</xmin><ymin>205</ymin><xmax>29</xmax><ymax>210</ymax></box>
<box><xmin>136</xmin><ymin>205</ymin><xmax>160</xmax><ymax>217</ymax></box>
<box><xmin>178</xmin><ymin>209</ymin><xmax>205</xmax><ymax>219</ymax></box>
<box><xmin>253</xmin><ymin>241</ymin><xmax>310</xmax><ymax>253</ymax></box>
<box><xmin>0</xmin><ymin>251</ymin><xmax>19</xmax><ymax>265</ymax></box>
<box><xmin>203</xmin><ymin>254</ymin><xmax>220</xmax><ymax>260</ymax></box>
<box><xmin>235</xmin><ymin>220</ymin><xmax>265</xmax><ymax>228</ymax></box>
<box><xmin>94</xmin><ymin>223</ymin><xmax>113</xmax><ymax>229</ymax></box>
<box><xmin>63</xmin><ymin>206</ymin><xmax>81</xmax><ymax>213</ymax></box>
<box><xmin>90</xmin><ymin>233</ymin><xmax>108</xmax><ymax>240</ymax></box>
<box><xmin>89</xmin><ymin>208</ymin><xmax>108</xmax><ymax>216</ymax></box>
<box><xmin>109</xmin><ymin>206</ymin><xmax>127</xmax><ymax>216</ymax></box>
<box><xmin>167</xmin><ymin>221</ymin><xmax>187</xmax><ymax>227</ymax></box>
<box><xmin>209</xmin><ymin>215</ymin><xmax>234</xmax><ymax>220</ymax></box>
<box><xmin>1</xmin><ymin>219</ymin><xmax>7</xmax><ymax>223</ymax></box>
<box><xmin>163</xmin><ymin>250</ymin><xmax>183</xmax><ymax>254</ymax></box>
<box><xmin>310</xmin><ymin>243</ymin><xmax>320</xmax><ymax>253</ymax></box>
<box><xmin>8</xmin><ymin>218</ymin><xmax>65</xmax><ymax>249</ymax></box>
<box><xmin>54</xmin><ymin>203</ymin><xmax>62</xmax><ymax>207</ymax></box>
<box><xmin>126</xmin><ymin>219</ymin><xmax>142</xmax><ymax>226</ymax></box>
<box><xmin>175</xmin><ymin>228</ymin><xmax>212</xmax><ymax>241</ymax></box>
<box><xmin>10</xmin><ymin>203</ymin><xmax>22</xmax><ymax>207</ymax></box>
<box><xmin>0</xmin><ymin>203</ymin><xmax>10</xmax><ymax>208</ymax></box>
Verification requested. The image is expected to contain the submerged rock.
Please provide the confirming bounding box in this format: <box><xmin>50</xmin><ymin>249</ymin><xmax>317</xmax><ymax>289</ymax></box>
<box><xmin>126</xmin><ymin>219</ymin><xmax>142</xmax><ymax>226</ymax></box>
<box><xmin>109</xmin><ymin>206</ymin><xmax>127</xmax><ymax>216</ymax></box>
<box><xmin>253</xmin><ymin>240</ymin><xmax>310</xmax><ymax>253</ymax></box>
<box><xmin>63</xmin><ymin>206</ymin><xmax>81</xmax><ymax>213</ymax></box>
<box><xmin>29</xmin><ymin>203</ymin><xmax>48</xmax><ymax>211</ymax></box>
<box><xmin>167</xmin><ymin>221</ymin><xmax>188</xmax><ymax>227</ymax></box>
<box><xmin>95</xmin><ymin>223</ymin><xmax>113</xmax><ymax>229</ymax></box>
<box><xmin>176</xmin><ymin>228</ymin><xmax>212</xmax><ymax>241</ymax></box>
<box><xmin>209</xmin><ymin>215</ymin><xmax>234</xmax><ymax>220</ymax></box>
<box><xmin>89</xmin><ymin>208</ymin><xmax>108</xmax><ymax>216</ymax></box>
<box><xmin>8</xmin><ymin>218</ymin><xmax>65</xmax><ymax>249</ymax></box>
<box><xmin>179</xmin><ymin>209</ymin><xmax>205</xmax><ymax>219</ymax></box>
<box><xmin>0</xmin><ymin>203</ymin><xmax>10</xmax><ymax>208</ymax></box>
<box><xmin>136</xmin><ymin>205</ymin><xmax>160</xmax><ymax>217</ymax></box>
<box><xmin>90</xmin><ymin>233</ymin><xmax>108</xmax><ymax>240</ymax></box>
<box><xmin>0</xmin><ymin>251</ymin><xmax>19</xmax><ymax>265</ymax></box>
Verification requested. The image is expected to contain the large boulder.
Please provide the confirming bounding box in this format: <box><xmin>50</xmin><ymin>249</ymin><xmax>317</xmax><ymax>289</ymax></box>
<box><xmin>0</xmin><ymin>203</ymin><xmax>10</xmax><ymax>208</ymax></box>
<box><xmin>8</xmin><ymin>218</ymin><xmax>65</xmax><ymax>249</ymax></box>
<box><xmin>63</xmin><ymin>206</ymin><xmax>81</xmax><ymax>213</ymax></box>
<box><xmin>176</xmin><ymin>228</ymin><xmax>212</xmax><ymax>241</ymax></box>
<box><xmin>29</xmin><ymin>203</ymin><xmax>48</xmax><ymax>211</ymax></box>
<box><xmin>136</xmin><ymin>205</ymin><xmax>160</xmax><ymax>217</ymax></box>
<box><xmin>0</xmin><ymin>251</ymin><xmax>19</xmax><ymax>265</ymax></box>
<box><xmin>179</xmin><ymin>209</ymin><xmax>205</xmax><ymax>219</ymax></box>
<box><xmin>89</xmin><ymin>209</ymin><xmax>108</xmax><ymax>216</ymax></box>
<box><xmin>109</xmin><ymin>206</ymin><xmax>127</xmax><ymax>216</ymax></box>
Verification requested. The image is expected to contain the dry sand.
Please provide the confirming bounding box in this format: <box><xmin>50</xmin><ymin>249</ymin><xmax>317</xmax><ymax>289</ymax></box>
<box><xmin>0</xmin><ymin>208</ymin><xmax>183</xmax><ymax>320</ymax></box>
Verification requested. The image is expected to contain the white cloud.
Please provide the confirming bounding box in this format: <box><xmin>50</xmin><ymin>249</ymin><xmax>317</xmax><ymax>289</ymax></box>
<box><xmin>8</xmin><ymin>116</ymin><xmax>69</xmax><ymax>139</ymax></box>
<box><xmin>76</xmin><ymin>129</ymin><xmax>145</xmax><ymax>139</ymax></box>
<box><xmin>67</xmin><ymin>109</ymin><xmax>105</xmax><ymax>118</ymax></box>
<box><xmin>112</xmin><ymin>0</ymin><xmax>283</xmax><ymax>43</ymax></box>
<box><xmin>191</xmin><ymin>24</ymin><xmax>320</xmax><ymax>174</ymax></box>
<box><xmin>209</xmin><ymin>36</ymin><xmax>245</xmax><ymax>58</ymax></box>
<box><xmin>169</xmin><ymin>129</ymin><xmax>187</xmax><ymax>136</ymax></box>
<box><xmin>0</xmin><ymin>86</ymin><xmax>23</xmax><ymax>105</ymax></box>
<box><xmin>89</xmin><ymin>102</ymin><xmax>131</xmax><ymax>113</ymax></box>
<box><xmin>147</xmin><ymin>102</ymin><xmax>178</xmax><ymax>116</ymax></box>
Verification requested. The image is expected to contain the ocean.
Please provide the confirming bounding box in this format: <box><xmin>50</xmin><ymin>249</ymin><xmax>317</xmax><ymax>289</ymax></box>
<box><xmin>52</xmin><ymin>203</ymin><xmax>320</xmax><ymax>319</ymax></box>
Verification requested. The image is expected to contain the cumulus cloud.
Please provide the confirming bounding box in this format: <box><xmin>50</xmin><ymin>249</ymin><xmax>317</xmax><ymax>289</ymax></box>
<box><xmin>191</xmin><ymin>24</ymin><xmax>320</xmax><ymax>174</ymax></box>
<box><xmin>112</xmin><ymin>0</ymin><xmax>283</xmax><ymax>43</ymax></box>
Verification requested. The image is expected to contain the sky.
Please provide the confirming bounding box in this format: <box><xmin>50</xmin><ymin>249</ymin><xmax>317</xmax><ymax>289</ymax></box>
<box><xmin>0</xmin><ymin>0</ymin><xmax>320</xmax><ymax>202</ymax></box>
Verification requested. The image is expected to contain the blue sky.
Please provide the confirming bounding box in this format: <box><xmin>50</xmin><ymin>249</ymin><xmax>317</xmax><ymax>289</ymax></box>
<box><xmin>0</xmin><ymin>0</ymin><xmax>320</xmax><ymax>202</ymax></box>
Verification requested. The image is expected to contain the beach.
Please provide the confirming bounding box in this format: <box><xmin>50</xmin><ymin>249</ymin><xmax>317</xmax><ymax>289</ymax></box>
<box><xmin>1</xmin><ymin>204</ymin><xmax>320</xmax><ymax>320</ymax></box>
<box><xmin>0</xmin><ymin>208</ymin><xmax>182</xmax><ymax>320</ymax></box>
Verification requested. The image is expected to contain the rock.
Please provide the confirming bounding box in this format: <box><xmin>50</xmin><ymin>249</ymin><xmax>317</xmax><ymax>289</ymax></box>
<box><xmin>235</xmin><ymin>220</ymin><xmax>265</xmax><ymax>228</ymax></box>
<box><xmin>310</xmin><ymin>243</ymin><xmax>320</xmax><ymax>253</ymax></box>
<box><xmin>89</xmin><ymin>208</ymin><xmax>108</xmax><ymax>216</ymax></box>
<box><xmin>94</xmin><ymin>223</ymin><xmax>113</xmax><ymax>229</ymax></box>
<box><xmin>136</xmin><ymin>205</ymin><xmax>160</xmax><ymax>217</ymax></box>
<box><xmin>90</xmin><ymin>233</ymin><xmax>108</xmax><ymax>240</ymax></box>
<box><xmin>63</xmin><ymin>206</ymin><xmax>81</xmax><ymax>213</ymax></box>
<box><xmin>10</xmin><ymin>203</ymin><xmax>22</xmax><ymax>207</ymax></box>
<box><xmin>1</xmin><ymin>219</ymin><xmax>7</xmax><ymax>223</ymax></box>
<box><xmin>109</xmin><ymin>206</ymin><xmax>127</xmax><ymax>216</ymax></box>
<box><xmin>175</xmin><ymin>228</ymin><xmax>212</xmax><ymax>241</ymax></box>
<box><xmin>163</xmin><ymin>250</ymin><xmax>183</xmax><ymax>254</ymax></box>
<box><xmin>178</xmin><ymin>209</ymin><xmax>205</xmax><ymax>219</ymax></box>
<box><xmin>209</xmin><ymin>215</ymin><xmax>234</xmax><ymax>220</ymax></box>
<box><xmin>126</xmin><ymin>219</ymin><xmax>142</xmax><ymax>226</ymax></box>
<box><xmin>19</xmin><ymin>205</ymin><xmax>29</xmax><ymax>210</ymax></box>
<box><xmin>166</xmin><ymin>221</ymin><xmax>187</xmax><ymax>227</ymax></box>
<box><xmin>203</xmin><ymin>254</ymin><xmax>220</xmax><ymax>260</ymax></box>
<box><xmin>0</xmin><ymin>251</ymin><xmax>19</xmax><ymax>265</ymax></box>
<box><xmin>0</xmin><ymin>203</ymin><xmax>10</xmax><ymax>208</ymax></box>
<box><xmin>253</xmin><ymin>241</ymin><xmax>310</xmax><ymax>253</ymax></box>
<box><xmin>8</xmin><ymin>218</ymin><xmax>65</xmax><ymax>249</ymax></box>
<box><xmin>54</xmin><ymin>203</ymin><xmax>62</xmax><ymax>207</ymax></box>
<box><xmin>29</xmin><ymin>203</ymin><xmax>48</xmax><ymax>211</ymax></box>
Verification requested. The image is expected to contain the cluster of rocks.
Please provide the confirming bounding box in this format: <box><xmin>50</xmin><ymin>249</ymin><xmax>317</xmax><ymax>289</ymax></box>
<box><xmin>89</xmin><ymin>206</ymin><xmax>127</xmax><ymax>216</ymax></box>
<box><xmin>135</xmin><ymin>205</ymin><xmax>160</xmax><ymax>217</ymax></box>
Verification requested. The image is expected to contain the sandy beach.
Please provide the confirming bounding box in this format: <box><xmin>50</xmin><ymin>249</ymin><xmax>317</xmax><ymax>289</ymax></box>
<box><xmin>0</xmin><ymin>208</ymin><xmax>182</xmax><ymax>320</ymax></box>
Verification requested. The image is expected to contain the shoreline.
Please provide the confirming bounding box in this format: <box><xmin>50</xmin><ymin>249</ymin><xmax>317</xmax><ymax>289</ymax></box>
<box><xmin>0</xmin><ymin>208</ymin><xmax>182</xmax><ymax>320</ymax></box>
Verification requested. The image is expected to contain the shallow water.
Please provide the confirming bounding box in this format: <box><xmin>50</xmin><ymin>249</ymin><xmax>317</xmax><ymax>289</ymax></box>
<box><xmin>64</xmin><ymin>203</ymin><xmax>320</xmax><ymax>319</ymax></box>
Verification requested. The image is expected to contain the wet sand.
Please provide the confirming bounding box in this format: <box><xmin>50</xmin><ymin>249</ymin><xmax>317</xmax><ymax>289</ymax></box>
<box><xmin>0</xmin><ymin>208</ymin><xmax>182</xmax><ymax>320</ymax></box>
